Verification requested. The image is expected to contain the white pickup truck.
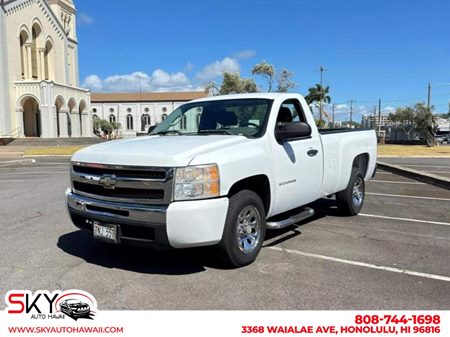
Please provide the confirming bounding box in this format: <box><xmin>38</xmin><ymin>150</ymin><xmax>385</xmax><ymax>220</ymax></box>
<box><xmin>66</xmin><ymin>93</ymin><xmax>377</xmax><ymax>267</ymax></box>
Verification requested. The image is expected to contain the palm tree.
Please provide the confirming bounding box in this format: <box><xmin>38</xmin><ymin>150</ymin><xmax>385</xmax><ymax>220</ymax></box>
<box><xmin>305</xmin><ymin>84</ymin><xmax>331</xmax><ymax>122</ymax></box>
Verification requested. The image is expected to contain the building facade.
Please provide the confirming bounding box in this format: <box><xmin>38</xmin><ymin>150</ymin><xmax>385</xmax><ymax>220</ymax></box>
<box><xmin>0</xmin><ymin>0</ymin><xmax>90</xmax><ymax>138</ymax></box>
<box><xmin>361</xmin><ymin>114</ymin><xmax>392</xmax><ymax>129</ymax></box>
<box><xmin>90</xmin><ymin>92</ymin><xmax>207</xmax><ymax>137</ymax></box>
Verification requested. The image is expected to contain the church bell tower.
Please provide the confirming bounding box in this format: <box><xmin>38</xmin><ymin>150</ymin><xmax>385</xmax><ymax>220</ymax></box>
<box><xmin>46</xmin><ymin>0</ymin><xmax>77</xmax><ymax>41</ymax></box>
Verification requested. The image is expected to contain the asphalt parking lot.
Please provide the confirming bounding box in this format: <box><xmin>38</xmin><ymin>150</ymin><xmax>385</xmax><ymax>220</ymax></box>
<box><xmin>380</xmin><ymin>157</ymin><xmax>450</xmax><ymax>179</ymax></box>
<box><xmin>0</xmin><ymin>157</ymin><xmax>449</xmax><ymax>310</ymax></box>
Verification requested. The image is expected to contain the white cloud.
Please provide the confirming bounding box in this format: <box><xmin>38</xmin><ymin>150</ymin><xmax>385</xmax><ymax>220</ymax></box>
<box><xmin>78</xmin><ymin>13</ymin><xmax>93</xmax><ymax>25</ymax></box>
<box><xmin>384</xmin><ymin>106</ymin><xmax>396</xmax><ymax>114</ymax></box>
<box><xmin>83</xmin><ymin>75</ymin><xmax>102</xmax><ymax>91</ymax></box>
<box><xmin>196</xmin><ymin>57</ymin><xmax>240</xmax><ymax>82</ymax></box>
<box><xmin>82</xmin><ymin>70</ymin><xmax>195</xmax><ymax>92</ymax></box>
<box><xmin>233</xmin><ymin>50</ymin><xmax>256</xmax><ymax>60</ymax></box>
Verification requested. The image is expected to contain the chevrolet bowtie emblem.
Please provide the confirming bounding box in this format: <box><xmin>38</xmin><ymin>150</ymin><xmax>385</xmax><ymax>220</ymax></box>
<box><xmin>98</xmin><ymin>175</ymin><xmax>117</xmax><ymax>189</ymax></box>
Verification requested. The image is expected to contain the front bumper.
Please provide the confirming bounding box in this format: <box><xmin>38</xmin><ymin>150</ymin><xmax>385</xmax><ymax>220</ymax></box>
<box><xmin>65</xmin><ymin>189</ymin><xmax>229</xmax><ymax>248</ymax></box>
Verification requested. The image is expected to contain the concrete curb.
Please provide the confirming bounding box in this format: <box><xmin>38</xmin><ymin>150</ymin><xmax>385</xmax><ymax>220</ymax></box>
<box><xmin>0</xmin><ymin>158</ymin><xmax>36</xmax><ymax>167</ymax></box>
<box><xmin>378</xmin><ymin>155</ymin><xmax>450</xmax><ymax>158</ymax></box>
<box><xmin>377</xmin><ymin>161</ymin><xmax>450</xmax><ymax>190</ymax></box>
<box><xmin>22</xmin><ymin>155</ymin><xmax>72</xmax><ymax>158</ymax></box>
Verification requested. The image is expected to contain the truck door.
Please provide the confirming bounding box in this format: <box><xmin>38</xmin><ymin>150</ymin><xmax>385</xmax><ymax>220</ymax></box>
<box><xmin>270</xmin><ymin>99</ymin><xmax>323</xmax><ymax>214</ymax></box>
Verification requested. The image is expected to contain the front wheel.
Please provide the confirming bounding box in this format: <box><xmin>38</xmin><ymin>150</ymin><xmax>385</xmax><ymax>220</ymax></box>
<box><xmin>336</xmin><ymin>169</ymin><xmax>365</xmax><ymax>216</ymax></box>
<box><xmin>218</xmin><ymin>190</ymin><xmax>266</xmax><ymax>268</ymax></box>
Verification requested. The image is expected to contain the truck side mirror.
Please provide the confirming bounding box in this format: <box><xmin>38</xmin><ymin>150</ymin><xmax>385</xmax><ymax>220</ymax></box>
<box><xmin>275</xmin><ymin>122</ymin><xmax>311</xmax><ymax>142</ymax></box>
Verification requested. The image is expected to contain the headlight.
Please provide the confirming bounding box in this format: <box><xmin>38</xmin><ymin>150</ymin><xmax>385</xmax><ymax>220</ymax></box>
<box><xmin>174</xmin><ymin>164</ymin><xmax>220</xmax><ymax>200</ymax></box>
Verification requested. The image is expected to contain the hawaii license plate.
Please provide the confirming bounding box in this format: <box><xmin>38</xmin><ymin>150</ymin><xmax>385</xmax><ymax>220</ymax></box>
<box><xmin>93</xmin><ymin>222</ymin><xmax>118</xmax><ymax>243</ymax></box>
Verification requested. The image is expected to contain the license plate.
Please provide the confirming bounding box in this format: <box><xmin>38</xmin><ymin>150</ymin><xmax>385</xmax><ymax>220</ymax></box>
<box><xmin>93</xmin><ymin>223</ymin><xmax>118</xmax><ymax>243</ymax></box>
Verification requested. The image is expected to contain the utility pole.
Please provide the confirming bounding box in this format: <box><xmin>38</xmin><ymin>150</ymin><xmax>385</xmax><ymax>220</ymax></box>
<box><xmin>319</xmin><ymin>66</ymin><xmax>327</xmax><ymax>123</ymax></box>
<box><xmin>349</xmin><ymin>99</ymin><xmax>353</xmax><ymax>128</ymax></box>
<box><xmin>332</xmin><ymin>103</ymin><xmax>335</xmax><ymax>129</ymax></box>
<box><xmin>377</xmin><ymin>98</ymin><xmax>382</xmax><ymax>140</ymax></box>
<box><xmin>427</xmin><ymin>82</ymin><xmax>432</xmax><ymax>112</ymax></box>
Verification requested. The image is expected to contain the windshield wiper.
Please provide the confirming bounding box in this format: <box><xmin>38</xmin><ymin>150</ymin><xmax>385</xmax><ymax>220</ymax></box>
<box><xmin>198</xmin><ymin>129</ymin><xmax>233</xmax><ymax>135</ymax></box>
<box><xmin>156</xmin><ymin>130</ymin><xmax>183</xmax><ymax>136</ymax></box>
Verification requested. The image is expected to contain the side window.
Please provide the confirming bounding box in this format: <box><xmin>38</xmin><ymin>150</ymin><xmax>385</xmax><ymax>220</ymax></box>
<box><xmin>279</xmin><ymin>100</ymin><xmax>306</xmax><ymax>123</ymax></box>
<box><xmin>275</xmin><ymin>99</ymin><xmax>307</xmax><ymax>131</ymax></box>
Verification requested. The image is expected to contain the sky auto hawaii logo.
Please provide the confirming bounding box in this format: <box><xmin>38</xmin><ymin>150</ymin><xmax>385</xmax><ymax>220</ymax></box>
<box><xmin>5</xmin><ymin>290</ymin><xmax>98</xmax><ymax>321</ymax></box>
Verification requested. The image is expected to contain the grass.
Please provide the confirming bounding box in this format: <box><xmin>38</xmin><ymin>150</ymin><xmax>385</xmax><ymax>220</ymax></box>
<box><xmin>378</xmin><ymin>144</ymin><xmax>450</xmax><ymax>157</ymax></box>
<box><xmin>20</xmin><ymin>144</ymin><xmax>450</xmax><ymax>157</ymax></box>
<box><xmin>24</xmin><ymin>145</ymin><xmax>86</xmax><ymax>156</ymax></box>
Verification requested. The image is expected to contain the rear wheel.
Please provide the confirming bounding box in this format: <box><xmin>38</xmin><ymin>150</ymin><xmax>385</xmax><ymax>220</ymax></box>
<box><xmin>218</xmin><ymin>190</ymin><xmax>266</xmax><ymax>268</ymax></box>
<box><xmin>336</xmin><ymin>168</ymin><xmax>365</xmax><ymax>216</ymax></box>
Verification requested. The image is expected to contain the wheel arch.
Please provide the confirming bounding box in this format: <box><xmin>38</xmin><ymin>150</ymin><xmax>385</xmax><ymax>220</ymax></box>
<box><xmin>352</xmin><ymin>153</ymin><xmax>369</xmax><ymax>177</ymax></box>
<box><xmin>227</xmin><ymin>175</ymin><xmax>271</xmax><ymax>216</ymax></box>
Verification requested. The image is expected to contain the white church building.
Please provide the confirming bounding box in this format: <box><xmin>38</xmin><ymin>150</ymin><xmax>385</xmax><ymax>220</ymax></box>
<box><xmin>0</xmin><ymin>0</ymin><xmax>91</xmax><ymax>138</ymax></box>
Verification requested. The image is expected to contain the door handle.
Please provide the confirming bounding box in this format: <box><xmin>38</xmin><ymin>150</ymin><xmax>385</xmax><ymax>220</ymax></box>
<box><xmin>307</xmin><ymin>149</ymin><xmax>318</xmax><ymax>157</ymax></box>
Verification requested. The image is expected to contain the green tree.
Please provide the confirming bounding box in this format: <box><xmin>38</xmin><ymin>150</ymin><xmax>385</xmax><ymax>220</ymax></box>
<box><xmin>251</xmin><ymin>60</ymin><xmax>275</xmax><ymax>92</ymax></box>
<box><xmin>277</xmin><ymin>69</ymin><xmax>296</xmax><ymax>92</ymax></box>
<box><xmin>206</xmin><ymin>72</ymin><xmax>258</xmax><ymax>95</ymax></box>
<box><xmin>389</xmin><ymin>106</ymin><xmax>415</xmax><ymax>140</ymax></box>
<box><xmin>251</xmin><ymin>61</ymin><xmax>296</xmax><ymax>92</ymax></box>
<box><xmin>305</xmin><ymin>84</ymin><xmax>331</xmax><ymax>105</ymax></box>
<box><xmin>93</xmin><ymin>119</ymin><xmax>121</xmax><ymax>139</ymax></box>
<box><xmin>305</xmin><ymin>84</ymin><xmax>331</xmax><ymax>123</ymax></box>
<box><xmin>414</xmin><ymin>102</ymin><xmax>435</xmax><ymax>146</ymax></box>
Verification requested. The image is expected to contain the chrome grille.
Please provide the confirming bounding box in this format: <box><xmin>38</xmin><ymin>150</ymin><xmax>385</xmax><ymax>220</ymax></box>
<box><xmin>71</xmin><ymin>162</ymin><xmax>173</xmax><ymax>205</ymax></box>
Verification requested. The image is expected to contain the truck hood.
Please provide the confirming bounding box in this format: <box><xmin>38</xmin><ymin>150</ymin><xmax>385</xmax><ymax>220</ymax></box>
<box><xmin>71</xmin><ymin>135</ymin><xmax>249</xmax><ymax>167</ymax></box>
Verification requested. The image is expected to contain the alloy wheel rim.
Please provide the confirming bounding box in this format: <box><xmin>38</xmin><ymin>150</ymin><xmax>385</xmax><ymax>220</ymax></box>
<box><xmin>236</xmin><ymin>205</ymin><xmax>261</xmax><ymax>253</ymax></box>
<box><xmin>352</xmin><ymin>177</ymin><xmax>364</xmax><ymax>208</ymax></box>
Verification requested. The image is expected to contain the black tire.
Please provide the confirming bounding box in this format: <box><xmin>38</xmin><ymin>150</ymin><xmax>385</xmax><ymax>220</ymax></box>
<box><xmin>218</xmin><ymin>190</ymin><xmax>266</xmax><ymax>268</ymax></box>
<box><xmin>336</xmin><ymin>168</ymin><xmax>365</xmax><ymax>216</ymax></box>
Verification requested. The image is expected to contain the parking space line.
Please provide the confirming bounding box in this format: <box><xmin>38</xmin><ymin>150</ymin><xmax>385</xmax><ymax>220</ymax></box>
<box><xmin>375</xmin><ymin>172</ymin><xmax>392</xmax><ymax>175</ymax></box>
<box><xmin>367</xmin><ymin>192</ymin><xmax>450</xmax><ymax>201</ymax></box>
<box><xmin>369</xmin><ymin>180</ymin><xmax>425</xmax><ymax>185</ymax></box>
<box><xmin>312</xmin><ymin>223</ymin><xmax>450</xmax><ymax>241</ymax></box>
<box><xmin>268</xmin><ymin>246</ymin><xmax>450</xmax><ymax>282</ymax></box>
<box><xmin>359</xmin><ymin>213</ymin><xmax>450</xmax><ymax>226</ymax></box>
<box><xmin>0</xmin><ymin>180</ymin><xmax>25</xmax><ymax>182</ymax></box>
<box><xmin>400</xmin><ymin>164</ymin><xmax>450</xmax><ymax>168</ymax></box>
<box><xmin>0</xmin><ymin>171</ymin><xmax>67</xmax><ymax>175</ymax></box>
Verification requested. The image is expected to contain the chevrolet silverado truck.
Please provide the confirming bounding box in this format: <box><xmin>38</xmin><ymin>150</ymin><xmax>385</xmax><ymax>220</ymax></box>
<box><xmin>66</xmin><ymin>93</ymin><xmax>377</xmax><ymax>267</ymax></box>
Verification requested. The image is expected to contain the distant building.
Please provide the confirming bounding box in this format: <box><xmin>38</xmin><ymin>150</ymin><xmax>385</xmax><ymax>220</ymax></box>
<box><xmin>90</xmin><ymin>91</ymin><xmax>207</xmax><ymax>137</ymax></box>
<box><xmin>361</xmin><ymin>114</ymin><xmax>392</xmax><ymax>129</ymax></box>
<box><xmin>0</xmin><ymin>0</ymin><xmax>90</xmax><ymax>138</ymax></box>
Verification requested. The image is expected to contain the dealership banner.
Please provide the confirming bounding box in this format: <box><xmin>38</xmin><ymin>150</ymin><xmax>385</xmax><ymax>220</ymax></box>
<box><xmin>1</xmin><ymin>291</ymin><xmax>448</xmax><ymax>337</ymax></box>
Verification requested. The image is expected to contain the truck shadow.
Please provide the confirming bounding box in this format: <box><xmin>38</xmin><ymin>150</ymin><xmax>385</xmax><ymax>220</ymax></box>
<box><xmin>57</xmin><ymin>230</ymin><xmax>217</xmax><ymax>275</ymax></box>
<box><xmin>57</xmin><ymin>198</ymin><xmax>346</xmax><ymax>275</ymax></box>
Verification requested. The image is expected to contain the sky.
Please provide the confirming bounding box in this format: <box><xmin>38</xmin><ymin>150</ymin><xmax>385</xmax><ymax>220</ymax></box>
<box><xmin>75</xmin><ymin>0</ymin><xmax>450</xmax><ymax>121</ymax></box>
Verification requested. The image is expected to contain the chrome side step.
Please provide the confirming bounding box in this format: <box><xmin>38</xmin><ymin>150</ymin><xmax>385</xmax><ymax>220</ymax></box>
<box><xmin>266</xmin><ymin>207</ymin><xmax>315</xmax><ymax>229</ymax></box>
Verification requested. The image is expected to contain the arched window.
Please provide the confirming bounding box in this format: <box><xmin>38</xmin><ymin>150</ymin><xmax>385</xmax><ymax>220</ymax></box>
<box><xmin>31</xmin><ymin>25</ymin><xmax>42</xmax><ymax>79</ymax></box>
<box><xmin>93</xmin><ymin>114</ymin><xmax>99</xmax><ymax>120</ymax></box>
<box><xmin>44</xmin><ymin>40</ymin><xmax>54</xmax><ymax>80</ymax></box>
<box><xmin>109</xmin><ymin>114</ymin><xmax>116</xmax><ymax>123</ymax></box>
<box><xmin>161</xmin><ymin>114</ymin><xmax>167</xmax><ymax>121</ymax></box>
<box><xmin>126</xmin><ymin>114</ymin><xmax>133</xmax><ymax>130</ymax></box>
<box><xmin>141</xmin><ymin>114</ymin><xmax>151</xmax><ymax>131</ymax></box>
<box><xmin>19</xmin><ymin>30</ymin><xmax>29</xmax><ymax>79</ymax></box>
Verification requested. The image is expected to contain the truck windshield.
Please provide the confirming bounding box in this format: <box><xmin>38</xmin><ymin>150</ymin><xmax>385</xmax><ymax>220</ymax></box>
<box><xmin>150</xmin><ymin>99</ymin><xmax>273</xmax><ymax>138</ymax></box>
